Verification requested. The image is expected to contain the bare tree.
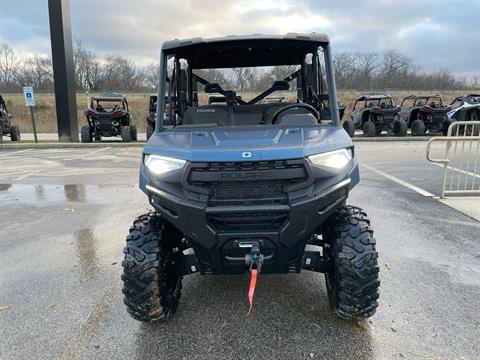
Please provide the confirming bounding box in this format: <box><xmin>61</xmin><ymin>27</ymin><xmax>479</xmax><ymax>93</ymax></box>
<box><xmin>231</xmin><ymin>67</ymin><xmax>249</xmax><ymax>91</ymax></box>
<box><xmin>356</xmin><ymin>52</ymin><xmax>378</xmax><ymax>89</ymax></box>
<box><xmin>100</xmin><ymin>54</ymin><xmax>142</xmax><ymax>90</ymax></box>
<box><xmin>21</xmin><ymin>54</ymin><xmax>53</xmax><ymax>90</ymax></box>
<box><xmin>142</xmin><ymin>63</ymin><xmax>160</xmax><ymax>89</ymax></box>
<box><xmin>333</xmin><ymin>52</ymin><xmax>356</xmax><ymax>89</ymax></box>
<box><xmin>0</xmin><ymin>41</ymin><xmax>476</xmax><ymax>92</ymax></box>
<box><xmin>0</xmin><ymin>44</ymin><xmax>25</xmax><ymax>90</ymax></box>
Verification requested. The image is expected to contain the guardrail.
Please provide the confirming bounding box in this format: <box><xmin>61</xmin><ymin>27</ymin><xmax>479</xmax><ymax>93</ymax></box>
<box><xmin>426</xmin><ymin>121</ymin><xmax>480</xmax><ymax>198</ymax></box>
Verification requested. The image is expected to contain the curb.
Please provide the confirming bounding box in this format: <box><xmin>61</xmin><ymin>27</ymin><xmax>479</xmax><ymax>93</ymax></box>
<box><xmin>352</xmin><ymin>136</ymin><xmax>430</xmax><ymax>142</ymax></box>
<box><xmin>0</xmin><ymin>142</ymin><xmax>146</xmax><ymax>150</ymax></box>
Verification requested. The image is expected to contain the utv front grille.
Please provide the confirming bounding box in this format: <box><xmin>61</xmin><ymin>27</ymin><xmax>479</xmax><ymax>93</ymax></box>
<box><xmin>187</xmin><ymin>159</ymin><xmax>308</xmax><ymax>229</ymax></box>
<box><xmin>213</xmin><ymin>180</ymin><xmax>284</xmax><ymax>200</ymax></box>
<box><xmin>208</xmin><ymin>210</ymin><xmax>289</xmax><ymax>231</ymax></box>
<box><xmin>187</xmin><ymin>159</ymin><xmax>307</xmax><ymax>204</ymax></box>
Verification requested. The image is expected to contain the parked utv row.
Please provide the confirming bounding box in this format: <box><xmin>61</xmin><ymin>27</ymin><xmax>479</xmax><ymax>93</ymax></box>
<box><xmin>342</xmin><ymin>93</ymin><xmax>480</xmax><ymax>137</ymax></box>
<box><xmin>3</xmin><ymin>89</ymin><xmax>478</xmax><ymax>143</ymax></box>
<box><xmin>0</xmin><ymin>95</ymin><xmax>20</xmax><ymax>141</ymax></box>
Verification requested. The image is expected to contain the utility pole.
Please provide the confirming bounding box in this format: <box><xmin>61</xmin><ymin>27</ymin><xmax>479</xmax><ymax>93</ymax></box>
<box><xmin>48</xmin><ymin>0</ymin><xmax>78</xmax><ymax>142</ymax></box>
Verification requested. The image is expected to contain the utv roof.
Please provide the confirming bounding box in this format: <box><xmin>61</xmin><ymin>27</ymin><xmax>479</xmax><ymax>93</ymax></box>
<box><xmin>91</xmin><ymin>96</ymin><xmax>125</xmax><ymax>101</ymax></box>
<box><xmin>162</xmin><ymin>33</ymin><xmax>330</xmax><ymax>68</ymax></box>
<box><xmin>405</xmin><ymin>94</ymin><xmax>442</xmax><ymax>99</ymax></box>
<box><xmin>356</xmin><ymin>94</ymin><xmax>392</xmax><ymax>101</ymax></box>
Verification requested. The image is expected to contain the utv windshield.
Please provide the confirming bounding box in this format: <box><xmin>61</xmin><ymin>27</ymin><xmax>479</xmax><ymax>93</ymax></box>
<box><xmin>156</xmin><ymin>37</ymin><xmax>339</xmax><ymax>130</ymax></box>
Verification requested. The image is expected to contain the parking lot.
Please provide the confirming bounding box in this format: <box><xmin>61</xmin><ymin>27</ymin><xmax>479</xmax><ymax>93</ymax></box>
<box><xmin>1</xmin><ymin>142</ymin><xmax>479</xmax><ymax>360</ymax></box>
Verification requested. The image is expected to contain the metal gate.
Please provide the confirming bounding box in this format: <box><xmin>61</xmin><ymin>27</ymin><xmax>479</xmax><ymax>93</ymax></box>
<box><xmin>426</xmin><ymin>121</ymin><xmax>480</xmax><ymax>198</ymax></box>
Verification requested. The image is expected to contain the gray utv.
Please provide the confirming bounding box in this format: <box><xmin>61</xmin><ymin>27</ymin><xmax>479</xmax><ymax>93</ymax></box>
<box><xmin>122</xmin><ymin>33</ymin><xmax>380</xmax><ymax>322</ymax></box>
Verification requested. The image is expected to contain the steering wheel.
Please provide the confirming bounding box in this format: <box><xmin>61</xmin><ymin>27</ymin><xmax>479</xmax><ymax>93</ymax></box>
<box><xmin>270</xmin><ymin>103</ymin><xmax>320</xmax><ymax>124</ymax></box>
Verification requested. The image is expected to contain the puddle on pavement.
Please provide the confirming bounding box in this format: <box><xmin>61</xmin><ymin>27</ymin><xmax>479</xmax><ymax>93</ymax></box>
<box><xmin>0</xmin><ymin>183</ymin><xmax>120</xmax><ymax>204</ymax></box>
<box><xmin>73</xmin><ymin>228</ymin><xmax>100</xmax><ymax>283</ymax></box>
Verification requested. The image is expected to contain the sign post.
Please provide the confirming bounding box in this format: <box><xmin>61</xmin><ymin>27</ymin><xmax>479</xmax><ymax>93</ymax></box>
<box><xmin>23</xmin><ymin>86</ymin><xmax>38</xmax><ymax>143</ymax></box>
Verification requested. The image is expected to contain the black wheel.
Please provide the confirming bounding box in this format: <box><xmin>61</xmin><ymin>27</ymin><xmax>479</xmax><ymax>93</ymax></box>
<box><xmin>411</xmin><ymin>119</ymin><xmax>425</xmax><ymax>136</ymax></box>
<box><xmin>146</xmin><ymin>125</ymin><xmax>154</xmax><ymax>140</ymax></box>
<box><xmin>121</xmin><ymin>126</ymin><xmax>132</xmax><ymax>142</ymax></box>
<box><xmin>342</xmin><ymin>120</ymin><xmax>355</xmax><ymax>138</ymax></box>
<box><xmin>393</xmin><ymin>117</ymin><xmax>407</xmax><ymax>137</ymax></box>
<box><xmin>130</xmin><ymin>125</ymin><xmax>138</xmax><ymax>141</ymax></box>
<box><xmin>363</xmin><ymin>118</ymin><xmax>376</xmax><ymax>137</ymax></box>
<box><xmin>323</xmin><ymin>206</ymin><xmax>380</xmax><ymax>320</ymax></box>
<box><xmin>80</xmin><ymin>125</ymin><xmax>92</xmax><ymax>143</ymax></box>
<box><xmin>9</xmin><ymin>125</ymin><xmax>20</xmax><ymax>141</ymax></box>
<box><xmin>122</xmin><ymin>212</ymin><xmax>184</xmax><ymax>322</ymax></box>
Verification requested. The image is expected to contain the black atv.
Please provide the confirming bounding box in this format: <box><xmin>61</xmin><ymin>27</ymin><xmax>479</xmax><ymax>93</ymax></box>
<box><xmin>399</xmin><ymin>95</ymin><xmax>451</xmax><ymax>136</ymax></box>
<box><xmin>122</xmin><ymin>33</ymin><xmax>380</xmax><ymax>322</ymax></box>
<box><xmin>343</xmin><ymin>94</ymin><xmax>406</xmax><ymax>137</ymax></box>
<box><xmin>0</xmin><ymin>95</ymin><xmax>20</xmax><ymax>141</ymax></box>
<box><xmin>81</xmin><ymin>94</ymin><xmax>136</xmax><ymax>142</ymax></box>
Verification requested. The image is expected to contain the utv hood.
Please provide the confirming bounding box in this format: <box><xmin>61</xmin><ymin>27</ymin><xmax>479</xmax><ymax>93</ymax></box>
<box><xmin>143</xmin><ymin>126</ymin><xmax>352</xmax><ymax>162</ymax></box>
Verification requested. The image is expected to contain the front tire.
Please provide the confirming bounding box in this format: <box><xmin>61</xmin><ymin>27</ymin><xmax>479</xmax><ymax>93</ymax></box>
<box><xmin>122</xmin><ymin>212</ymin><xmax>184</xmax><ymax>322</ymax></box>
<box><xmin>10</xmin><ymin>125</ymin><xmax>20</xmax><ymax>141</ymax></box>
<box><xmin>80</xmin><ymin>125</ymin><xmax>92</xmax><ymax>143</ymax></box>
<box><xmin>323</xmin><ymin>206</ymin><xmax>380</xmax><ymax>320</ymax></box>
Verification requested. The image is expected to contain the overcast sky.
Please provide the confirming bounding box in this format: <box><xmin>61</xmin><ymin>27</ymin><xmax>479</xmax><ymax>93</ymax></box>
<box><xmin>1</xmin><ymin>0</ymin><xmax>479</xmax><ymax>76</ymax></box>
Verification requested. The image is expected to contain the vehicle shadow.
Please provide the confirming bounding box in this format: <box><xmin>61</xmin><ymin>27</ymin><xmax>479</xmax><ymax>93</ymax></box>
<box><xmin>134</xmin><ymin>272</ymin><xmax>374</xmax><ymax>360</ymax></box>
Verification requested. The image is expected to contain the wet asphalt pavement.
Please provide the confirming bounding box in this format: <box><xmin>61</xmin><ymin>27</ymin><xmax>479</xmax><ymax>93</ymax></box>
<box><xmin>0</xmin><ymin>143</ymin><xmax>479</xmax><ymax>360</ymax></box>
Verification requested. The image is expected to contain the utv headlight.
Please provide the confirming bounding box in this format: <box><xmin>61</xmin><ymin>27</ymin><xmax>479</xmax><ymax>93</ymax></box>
<box><xmin>144</xmin><ymin>155</ymin><xmax>186</xmax><ymax>175</ymax></box>
<box><xmin>308</xmin><ymin>149</ymin><xmax>352</xmax><ymax>170</ymax></box>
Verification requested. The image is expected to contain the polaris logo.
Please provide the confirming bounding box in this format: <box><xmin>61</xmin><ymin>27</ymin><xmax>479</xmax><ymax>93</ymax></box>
<box><xmin>220</xmin><ymin>171</ymin><xmax>275</xmax><ymax>180</ymax></box>
<box><xmin>242</xmin><ymin>152</ymin><xmax>252</xmax><ymax>158</ymax></box>
<box><xmin>196</xmin><ymin>109</ymin><xmax>216</xmax><ymax>113</ymax></box>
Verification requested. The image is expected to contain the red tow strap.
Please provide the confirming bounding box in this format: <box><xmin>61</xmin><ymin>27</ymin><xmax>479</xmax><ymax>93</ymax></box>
<box><xmin>247</xmin><ymin>269</ymin><xmax>258</xmax><ymax>314</ymax></box>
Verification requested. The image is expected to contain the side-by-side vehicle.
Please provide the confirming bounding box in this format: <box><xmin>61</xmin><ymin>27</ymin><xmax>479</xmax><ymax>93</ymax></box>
<box><xmin>121</xmin><ymin>34</ymin><xmax>380</xmax><ymax>322</ymax></box>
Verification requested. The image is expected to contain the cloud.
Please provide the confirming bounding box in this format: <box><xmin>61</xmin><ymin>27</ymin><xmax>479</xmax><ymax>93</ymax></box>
<box><xmin>0</xmin><ymin>0</ymin><xmax>478</xmax><ymax>75</ymax></box>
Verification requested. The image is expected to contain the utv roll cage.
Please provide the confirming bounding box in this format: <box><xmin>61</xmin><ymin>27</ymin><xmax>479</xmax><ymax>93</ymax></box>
<box><xmin>155</xmin><ymin>33</ymin><xmax>340</xmax><ymax>131</ymax></box>
<box><xmin>401</xmin><ymin>95</ymin><xmax>445</xmax><ymax>107</ymax></box>
<box><xmin>89</xmin><ymin>96</ymin><xmax>128</xmax><ymax>112</ymax></box>
<box><xmin>352</xmin><ymin>94</ymin><xmax>394</xmax><ymax>111</ymax></box>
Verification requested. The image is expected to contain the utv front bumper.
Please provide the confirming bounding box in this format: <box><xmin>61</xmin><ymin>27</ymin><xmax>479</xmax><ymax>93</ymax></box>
<box><xmin>144</xmin><ymin>157</ymin><xmax>355</xmax><ymax>275</ymax></box>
